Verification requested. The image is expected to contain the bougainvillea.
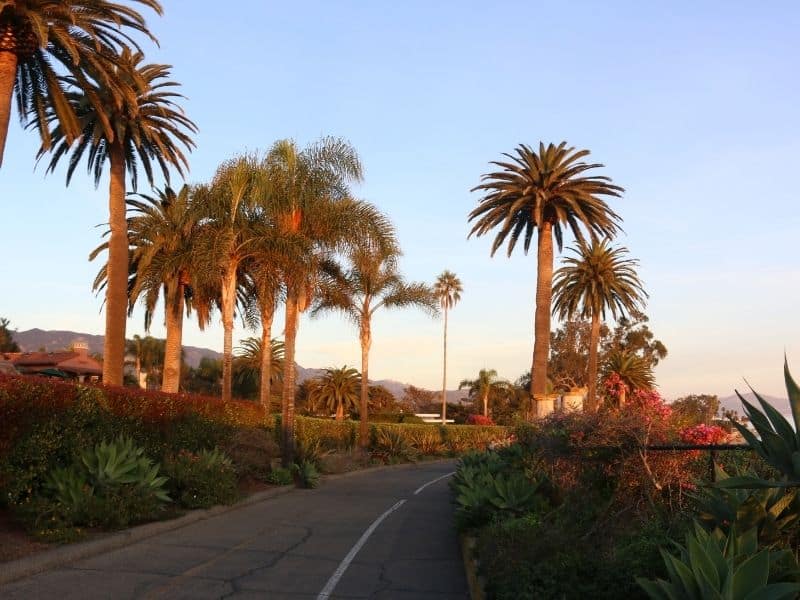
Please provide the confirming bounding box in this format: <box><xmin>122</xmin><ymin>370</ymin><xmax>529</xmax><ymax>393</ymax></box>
<box><xmin>678</xmin><ymin>423</ymin><xmax>727</xmax><ymax>445</ymax></box>
<box><xmin>466</xmin><ymin>414</ymin><xmax>495</xmax><ymax>426</ymax></box>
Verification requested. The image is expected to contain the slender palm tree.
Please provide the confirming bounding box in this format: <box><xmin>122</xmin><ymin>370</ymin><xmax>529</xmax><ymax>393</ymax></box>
<box><xmin>0</xmin><ymin>0</ymin><xmax>162</xmax><ymax>166</ymax></box>
<box><xmin>308</xmin><ymin>366</ymin><xmax>361</xmax><ymax>421</ymax></box>
<box><xmin>469</xmin><ymin>142</ymin><xmax>623</xmax><ymax>413</ymax></box>
<box><xmin>434</xmin><ymin>270</ymin><xmax>462</xmax><ymax>424</ymax></box>
<box><xmin>552</xmin><ymin>239</ymin><xmax>647</xmax><ymax>411</ymax></box>
<box><xmin>603</xmin><ymin>349</ymin><xmax>654</xmax><ymax>406</ymax></box>
<box><xmin>123</xmin><ymin>186</ymin><xmax>198</xmax><ymax>392</ymax></box>
<box><xmin>263</xmin><ymin>137</ymin><xmax>393</xmax><ymax>464</ymax></box>
<box><xmin>190</xmin><ymin>154</ymin><xmax>269</xmax><ymax>402</ymax></box>
<box><xmin>314</xmin><ymin>244</ymin><xmax>438</xmax><ymax>446</ymax></box>
<box><xmin>124</xmin><ymin>334</ymin><xmax>163</xmax><ymax>388</ymax></box>
<box><xmin>459</xmin><ymin>368</ymin><xmax>509</xmax><ymax>418</ymax></box>
<box><xmin>39</xmin><ymin>49</ymin><xmax>195</xmax><ymax>386</ymax></box>
<box><xmin>233</xmin><ymin>336</ymin><xmax>285</xmax><ymax>407</ymax></box>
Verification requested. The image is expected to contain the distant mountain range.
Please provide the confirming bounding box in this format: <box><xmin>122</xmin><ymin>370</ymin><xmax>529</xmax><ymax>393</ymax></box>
<box><xmin>717</xmin><ymin>392</ymin><xmax>790</xmax><ymax>418</ymax></box>
<box><xmin>12</xmin><ymin>328</ymin><xmax>468</xmax><ymax>402</ymax></box>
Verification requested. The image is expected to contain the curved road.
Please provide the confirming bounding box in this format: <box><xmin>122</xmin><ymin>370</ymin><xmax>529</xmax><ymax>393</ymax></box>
<box><xmin>1</xmin><ymin>461</ymin><xmax>468</xmax><ymax>599</ymax></box>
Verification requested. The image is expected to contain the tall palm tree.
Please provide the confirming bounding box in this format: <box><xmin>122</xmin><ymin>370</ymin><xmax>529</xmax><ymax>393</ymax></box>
<box><xmin>124</xmin><ymin>334</ymin><xmax>163</xmax><ymax>388</ymax></box>
<box><xmin>39</xmin><ymin>49</ymin><xmax>195</xmax><ymax>386</ymax></box>
<box><xmin>603</xmin><ymin>349</ymin><xmax>654</xmax><ymax>406</ymax></box>
<box><xmin>314</xmin><ymin>245</ymin><xmax>438</xmax><ymax>446</ymax></box>
<box><xmin>434</xmin><ymin>270</ymin><xmax>462</xmax><ymax>424</ymax></box>
<box><xmin>468</xmin><ymin>142</ymin><xmax>622</xmax><ymax>413</ymax></box>
<box><xmin>0</xmin><ymin>0</ymin><xmax>162</xmax><ymax>166</ymax></box>
<box><xmin>552</xmin><ymin>239</ymin><xmax>647</xmax><ymax>411</ymax></box>
<box><xmin>263</xmin><ymin>137</ymin><xmax>393</xmax><ymax>464</ymax></box>
<box><xmin>190</xmin><ymin>154</ymin><xmax>269</xmax><ymax>403</ymax></box>
<box><xmin>459</xmin><ymin>368</ymin><xmax>508</xmax><ymax>418</ymax></box>
<box><xmin>308</xmin><ymin>365</ymin><xmax>360</xmax><ymax>421</ymax></box>
<box><xmin>234</xmin><ymin>336</ymin><xmax>285</xmax><ymax>408</ymax></box>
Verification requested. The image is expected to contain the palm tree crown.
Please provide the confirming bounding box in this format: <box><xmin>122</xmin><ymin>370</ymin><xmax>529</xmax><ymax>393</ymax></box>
<box><xmin>552</xmin><ymin>239</ymin><xmax>647</xmax><ymax>322</ymax></box>
<box><xmin>0</xmin><ymin>0</ymin><xmax>163</xmax><ymax>165</ymax></box>
<box><xmin>308</xmin><ymin>365</ymin><xmax>361</xmax><ymax>421</ymax></box>
<box><xmin>459</xmin><ymin>368</ymin><xmax>508</xmax><ymax>418</ymax></box>
<box><xmin>468</xmin><ymin>141</ymin><xmax>623</xmax><ymax>408</ymax></box>
<box><xmin>552</xmin><ymin>239</ymin><xmax>647</xmax><ymax>411</ymax></box>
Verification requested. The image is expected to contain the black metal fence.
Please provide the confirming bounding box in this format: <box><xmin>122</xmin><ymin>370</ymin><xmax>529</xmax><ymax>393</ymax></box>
<box><xmin>645</xmin><ymin>443</ymin><xmax>752</xmax><ymax>482</ymax></box>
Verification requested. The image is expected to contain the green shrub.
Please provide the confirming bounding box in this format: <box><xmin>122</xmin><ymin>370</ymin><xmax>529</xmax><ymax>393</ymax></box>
<box><xmin>292</xmin><ymin>461</ymin><xmax>320</xmax><ymax>489</ymax></box>
<box><xmin>637</xmin><ymin>523</ymin><xmax>800</xmax><ymax>599</ymax></box>
<box><xmin>163</xmin><ymin>449</ymin><xmax>238</xmax><ymax>509</ymax></box>
<box><xmin>267</xmin><ymin>467</ymin><xmax>293</xmax><ymax>486</ymax></box>
<box><xmin>295</xmin><ymin>417</ymin><xmax>357</xmax><ymax>451</ymax></box>
<box><xmin>442</xmin><ymin>424</ymin><xmax>510</xmax><ymax>454</ymax></box>
<box><xmin>371</xmin><ymin>426</ymin><xmax>419</xmax><ymax>463</ymax></box>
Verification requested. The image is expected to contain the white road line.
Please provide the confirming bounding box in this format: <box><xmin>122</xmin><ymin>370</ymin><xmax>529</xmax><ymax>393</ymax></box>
<box><xmin>317</xmin><ymin>499</ymin><xmax>407</xmax><ymax>600</ymax></box>
<box><xmin>413</xmin><ymin>471</ymin><xmax>455</xmax><ymax>495</ymax></box>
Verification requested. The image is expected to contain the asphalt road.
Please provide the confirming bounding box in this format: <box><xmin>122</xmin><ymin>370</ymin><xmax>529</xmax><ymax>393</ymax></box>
<box><xmin>0</xmin><ymin>461</ymin><xmax>468</xmax><ymax>599</ymax></box>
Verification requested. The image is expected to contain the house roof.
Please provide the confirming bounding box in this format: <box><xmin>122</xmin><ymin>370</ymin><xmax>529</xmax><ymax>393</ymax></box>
<box><xmin>10</xmin><ymin>351</ymin><xmax>102</xmax><ymax>376</ymax></box>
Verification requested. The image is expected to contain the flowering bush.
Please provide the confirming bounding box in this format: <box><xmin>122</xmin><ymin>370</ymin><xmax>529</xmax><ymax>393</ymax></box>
<box><xmin>678</xmin><ymin>423</ymin><xmax>727</xmax><ymax>445</ymax></box>
<box><xmin>466</xmin><ymin>414</ymin><xmax>495</xmax><ymax>426</ymax></box>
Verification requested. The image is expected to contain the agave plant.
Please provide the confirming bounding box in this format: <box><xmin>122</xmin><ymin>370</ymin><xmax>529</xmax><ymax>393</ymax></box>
<box><xmin>637</xmin><ymin>523</ymin><xmax>800</xmax><ymax>599</ymax></box>
<box><xmin>719</xmin><ymin>360</ymin><xmax>800</xmax><ymax>488</ymax></box>
<box><xmin>691</xmin><ymin>465</ymin><xmax>798</xmax><ymax>545</ymax></box>
<box><xmin>81</xmin><ymin>437</ymin><xmax>170</xmax><ymax>502</ymax></box>
<box><xmin>44</xmin><ymin>466</ymin><xmax>93</xmax><ymax>517</ymax></box>
<box><xmin>292</xmin><ymin>460</ymin><xmax>320</xmax><ymax>489</ymax></box>
<box><xmin>371</xmin><ymin>428</ymin><xmax>419</xmax><ymax>463</ymax></box>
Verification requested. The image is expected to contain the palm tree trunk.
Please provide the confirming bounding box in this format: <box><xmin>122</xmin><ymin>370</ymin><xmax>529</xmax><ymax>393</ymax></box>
<box><xmin>162</xmin><ymin>279</ymin><xmax>184</xmax><ymax>393</ymax></box>
<box><xmin>102</xmin><ymin>142</ymin><xmax>128</xmax><ymax>386</ymax></box>
<box><xmin>220</xmin><ymin>267</ymin><xmax>236</xmax><ymax>403</ymax></box>
<box><xmin>441</xmin><ymin>306</ymin><xmax>448</xmax><ymax>425</ymax></box>
<box><xmin>259</xmin><ymin>310</ymin><xmax>274</xmax><ymax>411</ymax></box>
<box><xmin>335</xmin><ymin>402</ymin><xmax>344</xmax><ymax>421</ymax></box>
<box><xmin>483</xmin><ymin>391</ymin><xmax>489</xmax><ymax>418</ymax></box>
<box><xmin>531</xmin><ymin>221</ymin><xmax>554</xmax><ymax>415</ymax></box>
<box><xmin>586</xmin><ymin>313</ymin><xmax>601</xmax><ymax>412</ymax></box>
<box><xmin>281</xmin><ymin>290</ymin><xmax>300</xmax><ymax>466</ymax></box>
<box><xmin>0</xmin><ymin>51</ymin><xmax>17</xmax><ymax>167</ymax></box>
<box><xmin>619</xmin><ymin>385</ymin><xmax>627</xmax><ymax>407</ymax></box>
<box><xmin>359</xmin><ymin>320</ymin><xmax>371</xmax><ymax>448</ymax></box>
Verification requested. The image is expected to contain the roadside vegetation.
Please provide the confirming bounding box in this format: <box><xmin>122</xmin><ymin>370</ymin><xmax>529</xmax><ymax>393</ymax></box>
<box><xmin>454</xmin><ymin>363</ymin><xmax>800</xmax><ymax>599</ymax></box>
<box><xmin>0</xmin><ymin>374</ymin><xmax>509</xmax><ymax>544</ymax></box>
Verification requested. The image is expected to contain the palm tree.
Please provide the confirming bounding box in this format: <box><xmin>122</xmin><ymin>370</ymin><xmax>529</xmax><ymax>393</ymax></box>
<box><xmin>308</xmin><ymin>366</ymin><xmax>361</xmax><ymax>420</ymax></box>
<box><xmin>190</xmin><ymin>154</ymin><xmax>269</xmax><ymax>403</ymax></box>
<box><xmin>125</xmin><ymin>185</ymin><xmax>197</xmax><ymax>393</ymax></box>
<box><xmin>603</xmin><ymin>349</ymin><xmax>654</xmax><ymax>406</ymax></box>
<box><xmin>459</xmin><ymin>368</ymin><xmax>509</xmax><ymax>418</ymax></box>
<box><xmin>0</xmin><ymin>0</ymin><xmax>162</xmax><ymax>166</ymax></box>
<box><xmin>552</xmin><ymin>239</ymin><xmax>647</xmax><ymax>411</ymax></box>
<box><xmin>263</xmin><ymin>137</ymin><xmax>394</xmax><ymax>464</ymax></box>
<box><xmin>234</xmin><ymin>336</ymin><xmax>285</xmax><ymax>407</ymax></box>
<box><xmin>125</xmin><ymin>334</ymin><xmax>164</xmax><ymax>388</ymax></box>
<box><xmin>39</xmin><ymin>49</ymin><xmax>195</xmax><ymax>386</ymax></box>
<box><xmin>434</xmin><ymin>270</ymin><xmax>462</xmax><ymax>424</ymax></box>
<box><xmin>314</xmin><ymin>244</ymin><xmax>438</xmax><ymax>446</ymax></box>
<box><xmin>468</xmin><ymin>142</ymin><xmax>622</xmax><ymax>413</ymax></box>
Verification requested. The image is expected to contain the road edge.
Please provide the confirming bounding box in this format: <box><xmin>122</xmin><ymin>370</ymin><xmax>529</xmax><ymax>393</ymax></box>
<box><xmin>0</xmin><ymin>458</ymin><xmax>456</xmax><ymax>586</ymax></box>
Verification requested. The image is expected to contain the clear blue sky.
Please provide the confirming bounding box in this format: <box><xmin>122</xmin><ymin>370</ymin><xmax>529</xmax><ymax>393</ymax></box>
<box><xmin>1</xmin><ymin>1</ymin><xmax>798</xmax><ymax>399</ymax></box>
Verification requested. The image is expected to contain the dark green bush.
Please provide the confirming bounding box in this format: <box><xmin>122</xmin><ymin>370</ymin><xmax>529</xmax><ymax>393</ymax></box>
<box><xmin>163</xmin><ymin>449</ymin><xmax>238</xmax><ymax>509</ymax></box>
<box><xmin>369</xmin><ymin>413</ymin><xmax>425</xmax><ymax>424</ymax></box>
<box><xmin>267</xmin><ymin>467</ymin><xmax>293</xmax><ymax>486</ymax></box>
<box><xmin>223</xmin><ymin>427</ymin><xmax>279</xmax><ymax>480</ymax></box>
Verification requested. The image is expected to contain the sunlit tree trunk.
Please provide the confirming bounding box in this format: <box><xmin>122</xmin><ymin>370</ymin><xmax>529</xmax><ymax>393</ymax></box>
<box><xmin>483</xmin><ymin>392</ymin><xmax>489</xmax><ymax>418</ymax></box>
<box><xmin>220</xmin><ymin>266</ymin><xmax>237</xmax><ymax>402</ymax></box>
<box><xmin>162</xmin><ymin>278</ymin><xmax>184</xmax><ymax>393</ymax></box>
<box><xmin>441</xmin><ymin>306</ymin><xmax>448</xmax><ymax>424</ymax></box>
<box><xmin>586</xmin><ymin>313</ymin><xmax>601</xmax><ymax>411</ymax></box>
<box><xmin>0</xmin><ymin>51</ymin><xmax>18</xmax><ymax>167</ymax></box>
<box><xmin>281</xmin><ymin>290</ymin><xmax>300</xmax><ymax>466</ymax></box>
<box><xmin>531</xmin><ymin>221</ymin><xmax>554</xmax><ymax>415</ymax></box>
<box><xmin>359</xmin><ymin>312</ymin><xmax>371</xmax><ymax>447</ymax></box>
<box><xmin>103</xmin><ymin>142</ymin><xmax>128</xmax><ymax>386</ymax></box>
<box><xmin>259</xmin><ymin>306</ymin><xmax>274</xmax><ymax>410</ymax></box>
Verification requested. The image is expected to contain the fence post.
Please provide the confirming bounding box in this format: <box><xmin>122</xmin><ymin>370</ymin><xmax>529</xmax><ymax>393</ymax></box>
<box><xmin>709</xmin><ymin>448</ymin><xmax>718</xmax><ymax>482</ymax></box>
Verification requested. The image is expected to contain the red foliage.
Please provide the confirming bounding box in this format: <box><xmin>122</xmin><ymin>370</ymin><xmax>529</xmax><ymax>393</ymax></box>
<box><xmin>466</xmin><ymin>414</ymin><xmax>495</xmax><ymax>426</ymax></box>
<box><xmin>678</xmin><ymin>423</ymin><xmax>728</xmax><ymax>445</ymax></box>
